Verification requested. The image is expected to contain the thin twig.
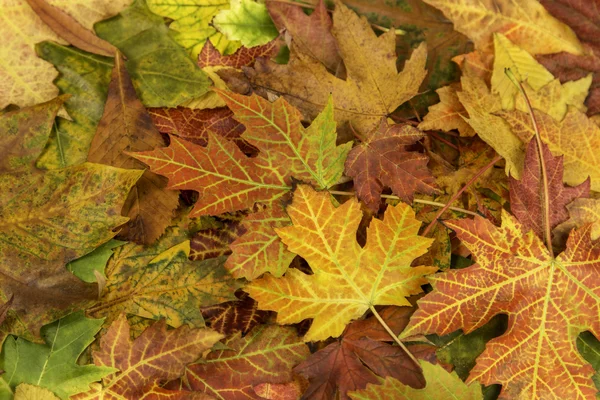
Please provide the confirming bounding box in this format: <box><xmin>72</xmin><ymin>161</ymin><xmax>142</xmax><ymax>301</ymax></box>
<box><xmin>329</xmin><ymin>190</ymin><xmax>480</xmax><ymax>216</ymax></box>
<box><xmin>370</xmin><ymin>305</ymin><xmax>422</xmax><ymax>372</ymax></box>
<box><xmin>421</xmin><ymin>154</ymin><xmax>503</xmax><ymax>236</ymax></box>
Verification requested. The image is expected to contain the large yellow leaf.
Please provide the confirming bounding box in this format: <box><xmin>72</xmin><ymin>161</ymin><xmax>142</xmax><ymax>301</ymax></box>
<box><xmin>248</xmin><ymin>0</ymin><xmax>427</xmax><ymax>134</ymax></box>
<box><xmin>422</xmin><ymin>0</ymin><xmax>583</xmax><ymax>55</ymax></box>
<box><xmin>0</xmin><ymin>0</ymin><xmax>131</xmax><ymax>109</ymax></box>
<box><xmin>246</xmin><ymin>185</ymin><xmax>436</xmax><ymax>342</ymax></box>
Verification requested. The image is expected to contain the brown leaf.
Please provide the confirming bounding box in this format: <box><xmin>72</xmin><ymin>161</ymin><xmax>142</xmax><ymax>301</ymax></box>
<box><xmin>345</xmin><ymin>120</ymin><xmax>437</xmax><ymax>210</ymax></box>
<box><xmin>147</xmin><ymin>106</ymin><xmax>250</xmax><ymax>153</ymax></box>
<box><xmin>294</xmin><ymin>307</ymin><xmax>425</xmax><ymax>400</ymax></box>
<box><xmin>198</xmin><ymin>39</ymin><xmax>280</xmax><ymax>69</ymax></box>
<box><xmin>190</xmin><ymin>213</ymin><xmax>247</xmax><ymax>261</ymax></box>
<box><xmin>25</xmin><ymin>0</ymin><xmax>117</xmax><ymax>57</ymax></box>
<box><xmin>267</xmin><ymin>0</ymin><xmax>343</xmax><ymax>73</ymax></box>
<box><xmin>418</xmin><ymin>83</ymin><xmax>475</xmax><ymax>137</ymax></box>
<box><xmin>509</xmin><ymin>139</ymin><xmax>589</xmax><ymax>241</ymax></box>
<box><xmin>87</xmin><ymin>54</ymin><xmax>179</xmax><ymax>244</ymax></box>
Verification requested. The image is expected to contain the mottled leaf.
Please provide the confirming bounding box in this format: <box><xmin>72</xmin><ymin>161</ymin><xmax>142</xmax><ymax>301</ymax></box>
<box><xmin>402</xmin><ymin>210</ymin><xmax>600</xmax><ymax>399</ymax></box>
<box><xmin>180</xmin><ymin>325</ymin><xmax>309</xmax><ymax>399</ymax></box>
<box><xmin>248</xmin><ymin>1</ymin><xmax>427</xmax><ymax>134</ymax></box>
<box><xmin>213</xmin><ymin>0</ymin><xmax>278</xmax><ymax>48</ymax></box>
<box><xmin>246</xmin><ymin>185</ymin><xmax>436</xmax><ymax>341</ymax></box>
<box><xmin>88</xmin><ymin>240</ymin><xmax>240</xmax><ymax>329</ymax></box>
<box><xmin>87</xmin><ymin>54</ymin><xmax>179</xmax><ymax>244</ymax></box>
<box><xmin>190</xmin><ymin>213</ymin><xmax>246</xmax><ymax>261</ymax></box>
<box><xmin>344</xmin><ymin>120</ymin><xmax>437</xmax><ymax>211</ymax></box>
<box><xmin>0</xmin><ymin>312</ymin><xmax>114</xmax><ymax>399</ymax></box>
<box><xmin>509</xmin><ymin>139</ymin><xmax>589</xmax><ymax>241</ymax></box>
<box><xmin>201</xmin><ymin>290</ymin><xmax>271</xmax><ymax>335</ymax></box>
<box><xmin>73</xmin><ymin>314</ymin><xmax>223</xmax><ymax>399</ymax></box>
<box><xmin>95</xmin><ymin>0</ymin><xmax>210</xmax><ymax>107</ymax></box>
<box><xmin>348</xmin><ymin>360</ymin><xmax>483</xmax><ymax>400</ymax></box>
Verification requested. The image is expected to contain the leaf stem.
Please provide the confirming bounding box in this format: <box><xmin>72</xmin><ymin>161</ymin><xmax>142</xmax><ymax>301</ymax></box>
<box><xmin>504</xmin><ymin>69</ymin><xmax>554</xmax><ymax>258</ymax></box>
<box><xmin>369</xmin><ymin>305</ymin><xmax>422</xmax><ymax>371</ymax></box>
<box><xmin>421</xmin><ymin>154</ymin><xmax>503</xmax><ymax>236</ymax></box>
<box><xmin>328</xmin><ymin>190</ymin><xmax>480</xmax><ymax>216</ymax></box>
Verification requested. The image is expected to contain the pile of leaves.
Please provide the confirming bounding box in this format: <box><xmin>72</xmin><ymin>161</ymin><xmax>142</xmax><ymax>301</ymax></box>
<box><xmin>2</xmin><ymin>0</ymin><xmax>600</xmax><ymax>398</ymax></box>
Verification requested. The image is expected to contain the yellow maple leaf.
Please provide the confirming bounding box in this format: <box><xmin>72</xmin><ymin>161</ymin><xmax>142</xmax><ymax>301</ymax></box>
<box><xmin>422</xmin><ymin>0</ymin><xmax>583</xmax><ymax>55</ymax></box>
<box><xmin>0</xmin><ymin>0</ymin><xmax>131</xmax><ymax>109</ymax></box>
<box><xmin>246</xmin><ymin>185</ymin><xmax>436</xmax><ymax>342</ymax></box>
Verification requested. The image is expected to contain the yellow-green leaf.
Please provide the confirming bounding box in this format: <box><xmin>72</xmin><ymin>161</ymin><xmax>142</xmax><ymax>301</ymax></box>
<box><xmin>213</xmin><ymin>0</ymin><xmax>278</xmax><ymax>48</ymax></box>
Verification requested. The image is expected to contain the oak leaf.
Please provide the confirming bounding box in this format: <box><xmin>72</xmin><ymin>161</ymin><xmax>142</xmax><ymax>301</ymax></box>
<box><xmin>267</xmin><ymin>0</ymin><xmax>342</xmax><ymax>73</ymax></box>
<box><xmin>131</xmin><ymin>92</ymin><xmax>350</xmax><ymax>279</ymax></box>
<box><xmin>87</xmin><ymin>54</ymin><xmax>179</xmax><ymax>244</ymax></box>
<box><xmin>348</xmin><ymin>360</ymin><xmax>483</xmax><ymax>400</ymax></box>
<box><xmin>248</xmin><ymin>0</ymin><xmax>427</xmax><ymax>134</ymax></box>
<box><xmin>344</xmin><ymin>120</ymin><xmax>437</xmax><ymax>211</ymax></box>
<box><xmin>402</xmin><ymin>210</ymin><xmax>600</xmax><ymax>399</ymax></box>
<box><xmin>0</xmin><ymin>312</ymin><xmax>115</xmax><ymax>399</ymax></box>
<box><xmin>72</xmin><ymin>314</ymin><xmax>223</xmax><ymax>399</ymax></box>
<box><xmin>509</xmin><ymin>140</ymin><xmax>589</xmax><ymax>241</ymax></box>
<box><xmin>177</xmin><ymin>325</ymin><xmax>309</xmax><ymax>399</ymax></box>
<box><xmin>294</xmin><ymin>306</ymin><xmax>426</xmax><ymax>400</ymax></box>
<box><xmin>421</xmin><ymin>0</ymin><xmax>583</xmax><ymax>55</ymax></box>
<box><xmin>88</xmin><ymin>234</ymin><xmax>241</xmax><ymax>329</ymax></box>
<box><xmin>246</xmin><ymin>185</ymin><xmax>436</xmax><ymax>341</ymax></box>
<box><xmin>0</xmin><ymin>0</ymin><xmax>129</xmax><ymax>109</ymax></box>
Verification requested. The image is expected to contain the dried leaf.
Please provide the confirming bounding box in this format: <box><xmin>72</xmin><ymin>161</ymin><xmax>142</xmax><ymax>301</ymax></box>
<box><xmin>25</xmin><ymin>0</ymin><xmax>117</xmax><ymax>56</ymax></box>
<box><xmin>190</xmin><ymin>214</ymin><xmax>246</xmax><ymax>261</ymax></box>
<box><xmin>87</xmin><ymin>54</ymin><xmax>179</xmax><ymax>244</ymax></box>
<box><xmin>509</xmin><ymin>140</ymin><xmax>589</xmax><ymax>241</ymax></box>
<box><xmin>248</xmin><ymin>1</ymin><xmax>427</xmax><ymax>133</ymax></box>
<box><xmin>246</xmin><ymin>185</ymin><xmax>436</xmax><ymax>341</ymax></box>
<box><xmin>201</xmin><ymin>291</ymin><xmax>271</xmax><ymax>335</ymax></box>
<box><xmin>418</xmin><ymin>83</ymin><xmax>475</xmax><ymax>137</ymax></box>
<box><xmin>198</xmin><ymin>39</ymin><xmax>279</xmax><ymax>69</ymax></box>
<box><xmin>73</xmin><ymin>314</ymin><xmax>223</xmax><ymax>399</ymax></box>
<box><xmin>179</xmin><ymin>325</ymin><xmax>309</xmax><ymax>399</ymax></box>
<box><xmin>344</xmin><ymin>120</ymin><xmax>437</xmax><ymax>211</ymax></box>
<box><xmin>554</xmin><ymin>198</ymin><xmax>600</xmax><ymax>248</ymax></box>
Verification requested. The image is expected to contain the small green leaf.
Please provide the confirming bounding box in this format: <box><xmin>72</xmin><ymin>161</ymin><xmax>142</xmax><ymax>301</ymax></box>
<box><xmin>213</xmin><ymin>0</ymin><xmax>278</xmax><ymax>47</ymax></box>
<box><xmin>67</xmin><ymin>240</ymin><xmax>126</xmax><ymax>283</ymax></box>
<box><xmin>0</xmin><ymin>312</ymin><xmax>116</xmax><ymax>400</ymax></box>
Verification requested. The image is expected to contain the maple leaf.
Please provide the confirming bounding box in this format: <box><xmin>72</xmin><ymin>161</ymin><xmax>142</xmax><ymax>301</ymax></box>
<box><xmin>14</xmin><ymin>384</ymin><xmax>60</xmax><ymax>400</ymax></box>
<box><xmin>348</xmin><ymin>360</ymin><xmax>483</xmax><ymax>400</ymax></box>
<box><xmin>344</xmin><ymin>120</ymin><xmax>437</xmax><ymax>211</ymax></box>
<box><xmin>213</xmin><ymin>0</ymin><xmax>278</xmax><ymax>48</ymax></box>
<box><xmin>402</xmin><ymin>209</ymin><xmax>600</xmax><ymax>399</ymax></box>
<box><xmin>509</xmin><ymin>139</ymin><xmax>589</xmax><ymax>241</ymax></box>
<box><xmin>88</xmin><ymin>232</ymin><xmax>241</xmax><ymax>329</ymax></box>
<box><xmin>148</xmin><ymin>106</ymin><xmax>249</xmax><ymax>152</ymax></box>
<box><xmin>499</xmin><ymin>107</ymin><xmax>600</xmax><ymax>191</ymax></box>
<box><xmin>0</xmin><ymin>312</ymin><xmax>115</xmax><ymax>399</ymax></box>
<box><xmin>201</xmin><ymin>290</ymin><xmax>271</xmax><ymax>335</ymax></box>
<box><xmin>294</xmin><ymin>306</ymin><xmax>426</xmax><ymax>400</ymax></box>
<box><xmin>0</xmin><ymin>0</ymin><xmax>129</xmax><ymax>109</ymax></box>
<box><xmin>131</xmin><ymin>92</ymin><xmax>350</xmax><ymax>279</ymax></box>
<box><xmin>198</xmin><ymin>39</ymin><xmax>279</xmax><ymax>69</ymax></box>
<box><xmin>421</xmin><ymin>0</ymin><xmax>583</xmax><ymax>55</ymax></box>
<box><xmin>146</xmin><ymin>0</ymin><xmax>240</xmax><ymax>58</ymax></box>
<box><xmin>95</xmin><ymin>0</ymin><xmax>210</xmax><ymax>107</ymax></box>
<box><xmin>87</xmin><ymin>54</ymin><xmax>179</xmax><ymax>244</ymax></box>
<box><xmin>248</xmin><ymin>0</ymin><xmax>427</xmax><ymax>134</ymax></box>
<box><xmin>176</xmin><ymin>325</ymin><xmax>309</xmax><ymax>399</ymax></box>
<box><xmin>246</xmin><ymin>185</ymin><xmax>436</xmax><ymax>341</ymax></box>
<box><xmin>418</xmin><ymin>83</ymin><xmax>475</xmax><ymax>137</ymax></box>
<box><xmin>267</xmin><ymin>0</ymin><xmax>342</xmax><ymax>73</ymax></box>
<box><xmin>73</xmin><ymin>314</ymin><xmax>223</xmax><ymax>399</ymax></box>
<box><xmin>190</xmin><ymin>213</ymin><xmax>246</xmax><ymax>261</ymax></box>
